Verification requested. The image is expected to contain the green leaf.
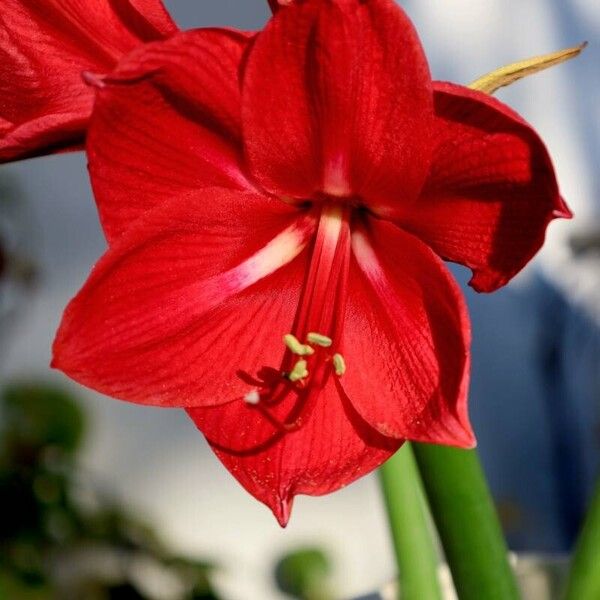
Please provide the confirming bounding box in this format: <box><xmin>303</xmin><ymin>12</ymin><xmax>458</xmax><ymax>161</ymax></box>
<box><xmin>1</xmin><ymin>383</ymin><xmax>85</xmax><ymax>456</ymax></box>
<box><xmin>564</xmin><ymin>480</ymin><xmax>600</xmax><ymax>599</ymax></box>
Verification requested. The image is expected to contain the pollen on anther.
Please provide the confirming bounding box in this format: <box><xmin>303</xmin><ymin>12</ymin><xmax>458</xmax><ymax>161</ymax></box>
<box><xmin>288</xmin><ymin>359</ymin><xmax>309</xmax><ymax>382</ymax></box>
<box><xmin>283</xmin><ymin>334</ymin><xmax>314</xmax><ymax>356</ymax></box>
<box><xmin>244</xmin><ymin>390</ymin><xmax>261</xmax><ymax>405</ymax></box>
<box><xmin>307</xmin><ymin>332</ymin><xmax>333</xmax><ymax>348</ymax></box>
<box><xmin>333</xmin><ymin>353</ymin><xmax>346</xmax><ymax>376</ymax></box>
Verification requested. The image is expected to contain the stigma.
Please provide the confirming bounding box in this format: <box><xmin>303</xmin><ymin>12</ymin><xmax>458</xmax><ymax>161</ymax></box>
<box><xmin>243</xmin><ymin>389</ymin><xmax>261</xmax><ymax>405</ymax></box>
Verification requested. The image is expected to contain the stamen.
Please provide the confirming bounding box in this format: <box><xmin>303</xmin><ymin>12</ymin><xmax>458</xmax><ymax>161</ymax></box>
<box><xmin>288</xmin><ymin>359</ymin><xmax>309</xmax><ymax>382</ymax></box>
<box><xmin>306</xmin><ymin>332</ymin><xmax>333</xmax><ymax>348</ymax></box>
<box><xmin>283</xmin><ymin>334</ymin><xmax>315</xmax><ymax>356</ymax></box>
<box><xmin>332</xmin><ymin>353</ymin><xmax>346</xmax><ymax>377</ymax></box>
<box><xmin>244</xmin><ymin>390</ymin><xmax>261</xmax><ymax>405</ymax></box>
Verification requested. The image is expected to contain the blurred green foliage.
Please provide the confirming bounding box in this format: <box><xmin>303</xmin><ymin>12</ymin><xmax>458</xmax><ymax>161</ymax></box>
<box><xmin>0</xmin><ymin>381</ymin><xmax>336</xmax><ymax>599</ymax></box>
<box><xmin>274</xmin><ymin>547</ymin><xmax>333</xmax><ymax>600</ymax></box>
<box><xmin>0</xmin><ymin>382</ymin><xmax>221</xmax><ymax>600</ymax></box>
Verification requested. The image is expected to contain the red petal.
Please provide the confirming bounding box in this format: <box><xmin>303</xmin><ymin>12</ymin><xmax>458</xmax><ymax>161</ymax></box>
<box><xmin>188</xmin><ymin>376</ymin><xmax>401</xmax><ymax>526</ymax></box>
<box><xmin>398</xmin><ymin>82</ymin><xmax>569</xmax><ymax>293</ymax></box>
<box><xmin>115</xmin><ymin>0</ymin><xmax>178</xmax><ymax>38</ymax></box>
<box><xmin>0</xmin><ymin>0</ymin><xmax>176</xmax><ymax>162</ymax></box>
<box><xmin>242</xmin><ymin>0</ymin><xmax>433</xmax><ymax>206</ymax></box>
<box><xmin>52</xmin><ymin>188</ymin><xmax>315</xmax><ymax>408</ymax></box>
<box><xmin>87</xmin><ymin>29</ymin><xmax>254</xmax><ymax>242</ymax></box>
<box><xmin>340</xmin><ymin>216</ymin><xmax>474</xmax><ymax>448</ymax></box>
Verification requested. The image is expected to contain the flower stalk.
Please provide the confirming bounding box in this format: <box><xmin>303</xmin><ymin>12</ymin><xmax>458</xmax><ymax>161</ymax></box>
<box><xmin>412</xmin><ymin>444</ymin><xmax>520</xmax><ymax>600</ymax></box>
<box><xmin>378</xmin><ymin>444</ymin><xmax>442</xmax><ymax>600</ymax></box>
<box><xmin>564</xmin><ymin>479</ymin><xmax>600</xmax><ymax>600</ymax></box>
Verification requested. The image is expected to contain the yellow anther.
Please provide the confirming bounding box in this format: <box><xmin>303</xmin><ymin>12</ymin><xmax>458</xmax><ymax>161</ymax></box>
<box><xmin>283</xmin><ymin>334</ymin><xmax>315</xmax><ymax>356</ymax></box>
<box><xmin>307</xmin><ymin>332</ymin><xmax>333</xmax><ymax>348</ymax></box>
<box><xmin>288</xmin><ymin>359</ymin><xmax>309</xmax><ymax>382</ymax></box>
<box><xmin>333</xmin><ymin>353</ymin><xmax>346</xmax><ymax>376</ymax></box>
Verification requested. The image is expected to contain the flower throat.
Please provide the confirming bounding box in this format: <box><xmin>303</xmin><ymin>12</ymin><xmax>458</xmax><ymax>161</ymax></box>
<box><xmin>243</xmin><ymin>203</ymin><xmax>351</xmax><ymax>430</ymax></box>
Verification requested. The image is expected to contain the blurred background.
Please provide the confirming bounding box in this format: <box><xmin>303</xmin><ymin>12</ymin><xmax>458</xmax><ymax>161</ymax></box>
<box><xmin>0</xmin><ymin>1</ymin><xmax>599</xmax><ymax>598</ymax></box>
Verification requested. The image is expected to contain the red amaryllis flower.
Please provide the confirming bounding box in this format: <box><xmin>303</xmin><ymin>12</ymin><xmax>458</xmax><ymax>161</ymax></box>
<box><xmin>0</xmin><ymin>0</ymin><xmax>177</xmax><ymax>162</ymax></box>
<box><xmin>52</xmin><ymin>0</ymin><xmax>570</xmax><ymax>524</ymax></box>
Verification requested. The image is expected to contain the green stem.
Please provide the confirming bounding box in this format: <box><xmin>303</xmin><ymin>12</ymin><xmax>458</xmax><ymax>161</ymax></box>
<box><xmin>378</xmin><ymin>444</ymin><xmax>442</xmax><ymax>600</ymax></box>
<box><xmin>564</xmin><ymin>479</ymin><xmax>600</xmax><ymax>600</ymax></box>
<box><xmin>412</xmin><ymin>444</ymin><xmax>520</xmax><ymax>600</ymax></box>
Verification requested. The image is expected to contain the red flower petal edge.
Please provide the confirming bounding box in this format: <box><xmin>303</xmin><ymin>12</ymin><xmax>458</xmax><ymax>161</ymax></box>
<box><xmin>342</xmin><ymin>217</ymin><xmax>474</xmax><ymax>448</ymax></box>
<box><xmin>52</xmin><ymin>188</ymin><xmax>315</xmax><ymax>408</ymax></box>
<box><xmin>399</xmin><ymin>82</ymin><xmax>571</xmax><ymax>292</ymax></box>
<box><xmin>0</xmin><ymin>0</ymin><xmax>177</xmax><ymax>162</ymax></box>
<box><xmin>86</xmin><ymin>28</ymin><xmax>255</xmax><ymax>242</ymax></box>
<box><xmin>242</xmin><ymin>0</ymin><xmax>433</xmax><ymax>208</ymax></box>
<box><xmin>189</xmin><ymin>378</ymin><xmax>402</xmax><ymax>527</ymax></box>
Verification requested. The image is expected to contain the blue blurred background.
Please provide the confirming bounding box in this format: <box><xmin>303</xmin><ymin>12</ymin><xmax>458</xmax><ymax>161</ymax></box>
<box><xmin>0</xmin><ymin>1</ymin><xmax>599</xmax><ymax>598</ymax></box>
